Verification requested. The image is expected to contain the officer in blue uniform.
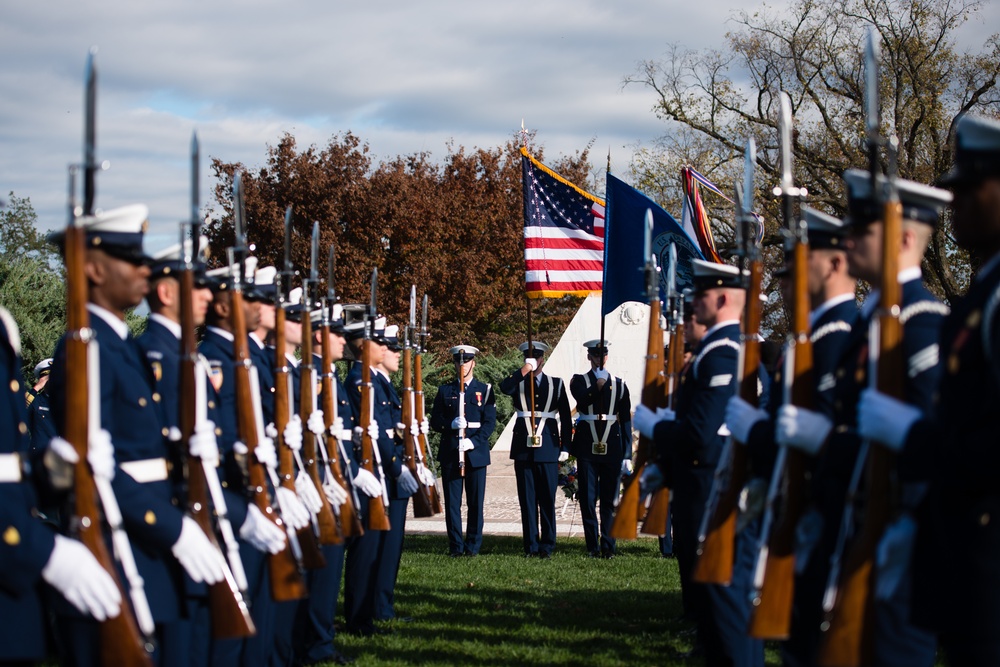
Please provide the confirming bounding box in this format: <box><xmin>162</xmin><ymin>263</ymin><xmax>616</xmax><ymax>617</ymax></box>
<box><xmin>569</xmin><ymin>340</ymin><xmax>632</xmax><ymax>558</ymax></box>
<box><xmin>26</xmin><ymin>358</ymin><xmax>56</xmax><ymax>450</ymax></box>
<box><xmin>724</xmin><ymin>207</ymin><xmax>858</xmax><ymax>666</ymax></box>
<box><xmin>781</xmin><ymin>172</ymin><xmax>951</xmax><ymax>666</ymax></box>
<box><xmin>47</xmin><ymin>205</ymin><xmax>227</xmax><ymax>666</ymax></box>
<box><xmin>634</xmin><ymin>259</ymin><xmax>763</xmax><ymax>667</ymax></box>
<box><xmin>429</xmin><ymin>344</ymin><xmax>497</xmax><ymax>557</ymax></box>
<box><xmin>247</xmin><ymin>266</ymin><xmax>278</xmax><ymax>425</ymax></box>
<box><xmin>0</xmin><ymin>305</ymin><xmax>123</xmax><ymax>664</ymax></box>
<box><xmin>293</xmin><ymin>302</ymin><xmax>357</xmax><ymax>666</ymax></box>
<box><xmin>499</xmin><ymin>341</ymin><xmax>572</xmax><ymax>558</ymax></box>
<box><xmin>857</xmin><ymin>113</ymin><xmax>1000</xmax><ymax>666</ymax></box>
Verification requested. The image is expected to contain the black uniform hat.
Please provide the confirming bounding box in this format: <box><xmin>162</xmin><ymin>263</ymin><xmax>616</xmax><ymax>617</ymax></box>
<box><xmin>939</xmin><ymin>114</ymin><xmax>1000</xmax><ymax>187</ymax></box>
<box><xmin>843</xmin><ymin>169</ymin><xmax>952</xmax><ymax>228</ymax></box>
<box><xmin>149</xmin><ymin>235</ymin><xmax>211</xmax><ymax>286</ymax></box>
<box><xmin>775</xmin><ymin>207</ymin><xmax>847</xmax><ymax>278</ymax></box>
<box><xmin>691</xmin><ymin>259</ymin><xmax>743</xmax><ymax>291</ymax></box>
<box><xmin>48</xmin><ymin>204</ymin><xmax>152</xmax><ymax>265</ymax></box>
<box><xmin>518</xmin><ymin>341</ymin><xmax>551</xmax><ymax>358</ymax></box>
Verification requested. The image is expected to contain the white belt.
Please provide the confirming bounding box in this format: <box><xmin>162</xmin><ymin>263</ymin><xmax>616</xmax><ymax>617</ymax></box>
<box><xmin>578</xmin><ymin>414</ymin><xmax>617</xmax><ymax>423</ymax></box>
<box><xmin>120</xmin><ymin>458</ymin><xmax>169</xmax><ymax>484</ymax></box>
<box><xmin>515</xmin><ymin>411</ymin><xmax>557</xmax><ymax>419</ymax></box>
<box><xmin>0</xmin><ymin>453</ymin><xmax>22</xmax><ymax>482</ymax></box>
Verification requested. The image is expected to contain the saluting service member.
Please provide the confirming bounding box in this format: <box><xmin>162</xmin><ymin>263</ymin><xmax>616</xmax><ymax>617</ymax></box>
<box><xmin>47</xmin><ymin>205</ymin><xmax>227</xmax><ymax>665</ymax></box>
<box><xmin>569</xmin><ymin>339</ymin><xmax>632</xmax><ymax>559</ymax></box>
<box><xmin>634</xmin><ymin>259</ymin><xmax>763</xmax><ymax>667</ymax></box>
<box><xmin>857</xmin><ymin>113</ymin><xmax>1000</xmax><ymax>666</ymax></box>
<box><xmin>26</xmin><ymin>357</ymin><xmax>56</xmax><ymax>450</ymax></box>
<box><xmin>429</xmin><ymin>344</ymin><xmax>497</xmax><ymax>557</ymax></box>
<box><xmin>499</xmin><ymin>341</ymin><xmax>572</xmax><ymax>559</ymax></box>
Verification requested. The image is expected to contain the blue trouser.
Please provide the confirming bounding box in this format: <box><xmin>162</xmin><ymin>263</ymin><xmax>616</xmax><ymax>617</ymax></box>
<box><xmin>211</xmin><ymin>543</ymin><xmax>274</xmax><ymax>667</ymax></box>
<box><xmin>163</xmin><ymin>593</ymin><xmax>211</xmax><ymax>667</ymax></box>
<box><xmin>577</xmin><ymin>457</ymin><xmax>621</xmax><ymax>554</ymax></box>
<box><xmin>343</xmin><ymin>501</ymin><xmax>379</xmax><ymax>633</ymax></box>
<box><xmin>295</xmin><ymin>542</ymin><xmax>346</xmax><ymax>664</ymax></box>
<box><xmin>704</xmin><ymin>517</ymin><xmax>765</xmax><ymax>667</ymax></box>
<box><xmin>872</xmin><ymin>557</ymin><xmax>936</xmax><ymax>667</ymax></box>
<box><xmin>514</xmin><ymin>460</ymin><xmax>558</xmax><ymax>555</ymax></box>
<box><xmin>442</xmin><ymin>461</ymin><xmax>487</xmax><ymax>555</ymax></box>
<box><xmin>375</xmin><ymin>497</ymin><xmax>409</xmax><ymax>621</ymax></box>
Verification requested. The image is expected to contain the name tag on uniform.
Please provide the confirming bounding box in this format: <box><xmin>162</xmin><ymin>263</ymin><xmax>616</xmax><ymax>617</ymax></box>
<box><xmin>592</xmin><ymin>441</ymin><xmax>607</xmax><ymax>455</ymax></box>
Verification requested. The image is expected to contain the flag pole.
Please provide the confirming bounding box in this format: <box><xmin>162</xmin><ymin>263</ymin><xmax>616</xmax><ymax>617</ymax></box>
<box><xmin>525</xmin><ymin>294</ymin><xmax>538</xmax><ymax>442</ymax></box>
<box><xmin>598</xmin><ymin>148</ymin><xmax>611</xmax><ymax>370</ymax></box>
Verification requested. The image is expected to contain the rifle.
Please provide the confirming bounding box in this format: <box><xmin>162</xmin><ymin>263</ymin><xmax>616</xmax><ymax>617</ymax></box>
<box><xmin>641</xmin><ymin>242</ymin><xmax>679</xmax><ymax>536</ymax></box>
<box><xmin>611</xmin><ymin>210</ymin><xmax>666</xmax><ymax>540</ymax></box>
<box><xmin>692</xmin><ymin>139</ymin><xmax>762</xmax><ymax>585</ymax></box>
<box><xmin>179</xmin><ymin>134</ymin><xmax>255</xmax><ymax>638</ymax></box>
<box><xmin>65</xmin><ymin>50</ymin><xmax>155</xmax><ymax>666</ymax></box>
<box><xmin>404</xmin><ymin>285</ymin><xmax>436</xmax><ymax>517</ymax></box>
<box><xmin>297</xmin><ymin>221</ymin><xmax>341</xmax><ymax>547</ymax></box>
<box><xmin>360</xmin><ymin>268</ymin><xmax>391</xmax><ymax>531</ymax></box>
<box><xmin>748</xmin><ymin>93</ymin><xmax>812</xmax><ymax>639</ymax></box>
<box><xmin>414</xmin><ymin>293</ymin><xmax>444</xmax><ymax>514</ymax></box>
<box><xmin>273</xmin><ymin>213</ymin><xmax>329</xmax><ymax>569</ymax></box>
<box><xmin>817</xmin><ymin>32</ymin><xmax>902</xmax><ymax>667</ymax></box>
<box><xmin>230</xmin><ymin>174</ymin><xmax>307</xmax><ymax>602</ymax></box>
<box><xmin>319</xmin><ymin>244</ymin><xmax>363</xmax><ymax>537</ymax></box>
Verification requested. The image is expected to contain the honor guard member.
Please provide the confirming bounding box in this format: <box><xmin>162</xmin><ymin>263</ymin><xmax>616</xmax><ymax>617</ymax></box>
<box><xmin>569</xmin><ymin>340</ymin><xmax>632</xmax><ymax>558</ymax></box>
<box><xmin>294</xmin><ymin>303</ymin><xmax>357</xmax><ymax>666</ymax></box>
<box><xmin>0</xmin><ymin>306</ymin><xmax>123</xmax><ymax>664</ymax></box>
<box><xmin>634</xmin><ymin>259</ymin><xmax>764</xmax><ymax>667</ymax></box>
<box><xmin>857</xmin><ymin>114</ymin><xmax>1000</xmax><ymax>666</ymax></box>
<box><xmin>342</xmin><ymin>315</ymin><xmax>395</xmax><ymax>636</ymax></box>
<box><xmin>46</xmin><ymin>205</ymin><xmax>227</xmax><ymax>665</ymax></box>
<box><xmin>429</xmin><ymin>344</ymin><xmax>497</xmax><ymax>557</ymax></box>
<box><xmin>248</xmin><ymin>266</ymin><xmax>278</xmax><ymax>425</ymax></box>
<box><xmin>26</xmin><ymin>358</ymin><xmax>56</xmax><ymax>450</ymax></box>
<box><xmin>781</xmin><ymin>171</ymin><xmax>951</xmax><ymax>666</ymax></box>
<box><xmin>372</xmin><ymin>324</ymin><xmax>419</xmax><ymax>622</ymax></box>
<box><xmin>724</xmin><ymin>207</ymin><xmax>858</xmax><ymax>666</ymax></box>
<box><xmin>135</xmin><ymin>236</ymin><xmax>226</xmax><ymax>667</ymax></box>
<box><xmin>499</xmin><ymin>341</ymin><xmax>572</xmax><ymax>558</ymax></box>
<box><xmin>200</xmin><ymin>257</ymin><xmax>295</xmax><ymax>667</ymax></box>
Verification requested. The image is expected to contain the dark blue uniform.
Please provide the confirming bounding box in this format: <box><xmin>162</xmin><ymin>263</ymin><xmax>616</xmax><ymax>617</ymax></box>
<box><xmin>0</xmin><ymin>308</ymin><xmax>57</xmax><ymax>662</ymax></box>
<box><xmin>499</xmin><ymin>370</ymin><xmax>572</xmax><ymax>557</ymax></box>
<box><xmin>27</xmin><ymin>385</ymin><xmax>57</xmax><ymax>451</ymax></box>
<box><xmin>653</xmin><ymin>321</ymin><xmax>764</xmax><ymax>667</ymax></box>
<box><xmin>569</xmin><ymin>370</ymin><xmax>632</xmax><ymax>556</ymax></box>
<box><xmin>429</xmin><ymin>376</ymin><xmax>497</xmax><ymax>556</ymax></box>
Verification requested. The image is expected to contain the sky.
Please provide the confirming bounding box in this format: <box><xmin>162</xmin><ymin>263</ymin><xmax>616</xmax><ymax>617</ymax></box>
<box><xmin>2</xmin><ymin>0</ymin><xmax>997</xmax><ymax>253</ymax></box>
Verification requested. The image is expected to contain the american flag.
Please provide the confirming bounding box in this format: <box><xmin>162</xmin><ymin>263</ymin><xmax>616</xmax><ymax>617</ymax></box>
<box><xmin>520</xmin><ymin>147</ymin><xmax>606</xmax><ymax>298</ymax></box>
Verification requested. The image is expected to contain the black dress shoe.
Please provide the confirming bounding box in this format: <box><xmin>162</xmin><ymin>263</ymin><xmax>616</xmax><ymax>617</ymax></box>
<box><xmin>525</xmin><ymin>552</ymin><xmax>538</xmax><ymax>558</ymax></box>
<box><xmin>449</xmin><ymin>552</ymin><xmax>463</xmax><ymax>558</ymax></box>
<box><xmin>539</xmin><ymin>551</ymin><xmax>551</xmax><ymax>559</ymax></box>
<box><xmin>601</xmin><ymin>550</ymin><xmax>615</xmax><ymax>559</ymax></box>
<box><xmin>330</xmin><ymin>650</ymin><xmax>356</xmax><ymax>665</ymax></box>
<box><xmin>588</xmin><ymin>550</ymin><xmax>600</xmax><ymax>558</ymax></box>
<box><xmin>463</xmin><ymin>550</ymin><xmax>477</xmax><ymax>557</ymax></box>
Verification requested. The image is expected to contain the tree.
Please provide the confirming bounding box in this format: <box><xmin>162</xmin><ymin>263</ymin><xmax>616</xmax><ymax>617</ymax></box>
<box><xmin>1</xmin><ymin>192</ymin><xmax>58</xmax><ymax>264</ymax></box>
<box><xmin>625</xmin><ymin>0</ymin><xmax>1000</xmax><ymax>309</ymax></box>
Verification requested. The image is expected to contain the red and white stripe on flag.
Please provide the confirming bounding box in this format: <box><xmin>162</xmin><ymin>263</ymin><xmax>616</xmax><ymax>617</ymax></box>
<box><xmin>524</xmin><ymin>225</ymin><xmax>603</xmax><ymax>297</ymax></box>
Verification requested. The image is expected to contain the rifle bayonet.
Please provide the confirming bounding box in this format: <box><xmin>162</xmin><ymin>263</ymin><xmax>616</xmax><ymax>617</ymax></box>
<box><xmin>83</xmin><ymin>48</ymin><xmax>98</xmax><ymax>216</ymax></box>
<box><xmin>420</xmin><ymin>293</ymin><xmax>429</xmax><ymax>354</ymax></box>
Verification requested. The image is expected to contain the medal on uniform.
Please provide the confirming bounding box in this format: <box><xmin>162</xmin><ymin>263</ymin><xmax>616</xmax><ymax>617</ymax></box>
<box><xmin>476</xmin><ymin>391</ymin><xmax>482</xmax><ymax>406</ymax></box>
<box><xmin>592</xmin><ymin>441</ymin><xmax>607</xmax><ymax>455</ymax></box>
<box><xmin>151</xmin><ymin>361</ymin><xmax>162</xmax><ymax>382</ymax></box>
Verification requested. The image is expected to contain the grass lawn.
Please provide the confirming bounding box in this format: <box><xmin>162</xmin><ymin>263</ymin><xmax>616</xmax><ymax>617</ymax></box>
<box><xmin>334</xmin><ymin>534</ymin><xmax>784</xmax><ymax>666</ymax></box>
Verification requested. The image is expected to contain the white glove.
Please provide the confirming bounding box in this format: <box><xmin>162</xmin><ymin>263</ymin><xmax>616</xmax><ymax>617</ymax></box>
<box><xmin>416</xmin><ymin>462</ymin><xmax>436</xmax><ymax>486</ymax></box>
<box><xmin>88</xmin><ymin>429</ymin><xmax>116</xmax><ymax>481</ymax></box>
<box><xmin>857</xmin><ymin>388</ymin><xmax>921</xmax><ymax>452</ymax></box>
<box><xmin>45</xmin><ymin>436</ymin><xmax>78</xmax><ymax>490</ymax></box>
<box><xmin>524</xmin><ymin>357</ymin><xmax>538</xmax><ymax>372</ymax></box>
<box><xmin>776</xmin><ymin>405</ymin><xmax>832</xmax><ymax>455</ymax></box>
<box><xmin>189</xmin><ymin>420</ymin><xmax>220</xmax><ymax>467</ymax></box>
<box><xmin>167</xmin><ymin>427</ymin><xmax>183</xmax><ymax>443</ymax></box>
<box><xmin>396</xmin><ymin>467</ymin><xmax>419</xmax><ymax>496</ymax></box>
<box><xmin>656</xmin><ymin>406</ymin><xmax>676</xmax><ymax>421</ymax></box>
<box><xmin>593</xmin><ymin>367</ymin><xmax>610</xmax><ymax>381</ymax></box>
<box><xmin>558</xmin><ymin>451</ymin><xmax>570</xmax><ymax>463</ymax></box>
<box><xmin>275</xmin><ymin>486</ymin><xmax>310</xmax><ymax>531</ymax></box>
<box><xmin>330</xmin><ymin>416</ymin><xmax>345</xmax><ymax>439</ymax></box>
<box><xmin>239</xmin><ymin>503</ymin><xmax>287</xmax><ymax>554</ymax></box>
<box><xmin>323</xmin><ymin>480</ymin><xmax>348</xmax><ymax>507</ymax></box>
<box><xmin>621</xmin><ymin>459</ymin><xmax>634</xmax><ymax>477</ymax></box>
<box><xmin>451</xmin><ymin>415</ymin><xmax>468</xmax><ymax>430</ymax></box>
<box><xmin>233</xmin><ymin>440</ymin><xmax>249</xmax><ymax>456</ymax></box>
<box><xmin>255</xmin><ymin>437</ymin><xmax>277</xmax><ymax>469</ymax></box>
<box><xmin>420</xmin><ymin>418</ymin><xmax>430</xmax><ymax>435</ymax></box>
<box><xmin>295</xmin><ymin>471</ymin><xmax>323</xmax><ymax>515</ymax></box>
<box><xmin>725</xmin><ymin>396</ymin><xmax>768</xmax><ymax>444</ymax></box>
<box><xmin>42</xmin><ymin>535</ymin><xmax>122</xmax><ymax>621</ymax></box>
<box><xmin>639</xmin><ymin>463</ymin><xmax>664</xmax><ymax>498</ymax></box>
<box><xmin>352</xmin><ymin>468</ymin><xmax>383</xmax><ymax>497</ymax></box>
<box><xmin>283</xmin><ymin>415</ymin><xmax>303</xmax><ymax>452</ymax></box>
<box><xmin>410</xmin><ymin>419</ymin><xmax>420</xmax><ymax>435</ymax></box>
<box><xmin>171</xmin><ymin>516</ymin><xmax>226</xmax><ymax>584</ymax></box>
<box><xmin>307</xmin><ymin>410</ymin><xmax>326</xmax><ymax>436</ymax></box>
<box><xmin>632</xmin><ymin>404</ymin><xmax>663</xmax><ymax>440</ymax></box>
<box><xmin>458</xmin><ymin>438</ymin><xmax>474</xmax><ymax>453</ymax></box>
<box><xmin>367</xmin><ymin>422</ymin><xmax>380</xmax><ymax>443</ymax></box>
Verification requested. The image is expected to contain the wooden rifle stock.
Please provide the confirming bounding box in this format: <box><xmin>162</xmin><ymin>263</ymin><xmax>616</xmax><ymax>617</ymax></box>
<box><xmin>403</xmin><ymin>343</ymin><xmax>434</xmax><ymax>517</ymax></box>
<box><xmin>65</xmin><ymin>223</ymin><xmax>153</xmax><ymax>667</ymax></box>
<box><xmin>319</xmin><ymin>320</ymin><xmax>362</xmax><ymax>537</ymax></box>
<box><xmin>414</xmin><ymin>352</ymin><xmax>443</xmax><ymax>514</ymax></box>
<box><xmin>360</xmin><ymin>340</ymin><xmax>391</xmax><ymax>531</ymax></box>
<box><xmin>231</xmin><ymin>289</ymin><xmax>307</xmax><ymax>601</ymax></box>
<box><xmin>641</xmin><ymin>318</ymin><xmax>683</xmax><ymax>536</ymax></box>
<box><xmin>693</xmin><ymin>259</ymin><xmax>763</xmax><ymax>585</ymax></box>
<box><xmin>298</xmin><ymin>307</ymin><xmax>341</xmax><ymax>547</ymax></box>
<box><xmin>610</xmin><ymin>296</ymin><xmax>666</xmax><ymax>540</ymax></box>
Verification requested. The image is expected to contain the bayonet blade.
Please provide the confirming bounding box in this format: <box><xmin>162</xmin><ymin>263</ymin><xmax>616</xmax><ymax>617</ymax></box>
<box><xmin>327</xmin><ymin>245</ymin><xmax>336</xmax><ymax>303</ymax></box>
<box><xmin>282</xmin><ymin>207</ymin><xmax>293</xmax><ymax>273</ymax></box>
<box><xmin>643</xmin><ymin>208</ymin><xmax>653</xmax><ymax>264</ymax></box>
<box><xmin>191</xmin><ymin>132</ymin><xmax>200</xmax><ymax>229</ymax></box>
<box><xmin>667</xmin><ymin>243</ymin><xmax>677</xmax><ymax>300</ymax></box>
<box><xmin>865</xmin><ymin>30</ymin><xmax>881</xmax><ymax>146</ymax></box>
<box><xmin>778</xmin><ymin>94</ymin><xmax>793</xmax><ymax>193</ymax></box>
<box><xmin>233</xmin><ymin>172</ymin><xmax>245</xmax><ymax>247</ymax></box>
<box><xmin>310</xmin><ymin>222</ymin><xmax>320</xmax><ymax>284</ymax></box>
<box><xmin>743</xmin><ymin>137</ymin><xmax>756</xmax><ymax>217</ymax></box>
<box><xmin>409</xmin><ymin>285</ymin><xmax>416</xmax><ymax>329</ymax></box>
<box><xmin>83</xmin><ymin>48</ymin><xmax>98</xmax><ymax>216</ymax></box>
<box><xmin>369</xmin><ymin>268</ymin><xmax>378</xmax><ymax>319</ymax></box>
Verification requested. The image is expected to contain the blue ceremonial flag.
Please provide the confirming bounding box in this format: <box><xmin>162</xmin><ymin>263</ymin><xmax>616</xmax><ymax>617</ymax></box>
<box><xmin>602</xmin><ymin>172</ymin><xmax>704</xmax><ymax>316</ymax></box>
